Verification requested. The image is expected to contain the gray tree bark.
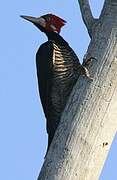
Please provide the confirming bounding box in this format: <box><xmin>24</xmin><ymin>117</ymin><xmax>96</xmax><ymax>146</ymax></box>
<box><xmin>37</xmin><ymin>0</ymin><xmax>117</xmax><ymax>179</ymax></box>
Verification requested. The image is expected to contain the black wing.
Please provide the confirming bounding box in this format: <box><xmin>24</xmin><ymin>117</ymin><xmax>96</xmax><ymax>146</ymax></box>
<box><xmin>36</xmin><ymin>41</ymin><xmax>53</xmax><ymax>123</ymax></box>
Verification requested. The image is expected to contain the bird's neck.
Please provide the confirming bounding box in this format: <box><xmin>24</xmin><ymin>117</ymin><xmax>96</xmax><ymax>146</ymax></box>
<box><xmin>37</xmin><ymin>25</ymin><xmax>68</xmax><ymax>46</ymax></box>
<box><xmin>46</xmin><ymin>31</ymin><xmax>68</xmax><ymax>46</ymax></box>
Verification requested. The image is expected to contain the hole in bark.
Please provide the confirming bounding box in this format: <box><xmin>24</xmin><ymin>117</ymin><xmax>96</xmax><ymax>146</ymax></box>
<box><xmin>103</xmin><ymin>142</ymin><xmax>108</xmax><ymax>147</ymax></box>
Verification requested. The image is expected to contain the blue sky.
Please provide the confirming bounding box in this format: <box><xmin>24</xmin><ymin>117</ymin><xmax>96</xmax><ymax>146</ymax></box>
<box><xmin>0</xmin><ymin>0</ymin><xmax>116</xmax><ymax>179</ymax></box>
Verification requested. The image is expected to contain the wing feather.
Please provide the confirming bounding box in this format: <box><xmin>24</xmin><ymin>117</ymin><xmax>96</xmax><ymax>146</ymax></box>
<box><xmin>36</xmin><ymin>42</ymin><xmax>53</xmax><ymax>123</ymax></box>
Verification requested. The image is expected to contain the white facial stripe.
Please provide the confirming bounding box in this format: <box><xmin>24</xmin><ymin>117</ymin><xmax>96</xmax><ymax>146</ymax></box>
<box><xmin>50</xmin><ymin>24</ymin><xmax>56</xmax><ymax>31</ymax></box>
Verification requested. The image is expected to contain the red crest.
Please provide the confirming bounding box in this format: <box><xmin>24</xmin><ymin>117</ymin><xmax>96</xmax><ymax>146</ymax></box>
<box><xmin>43</xmin><ymin>14</ymin><xmax>66</xmax><ymax>33</ymax></box>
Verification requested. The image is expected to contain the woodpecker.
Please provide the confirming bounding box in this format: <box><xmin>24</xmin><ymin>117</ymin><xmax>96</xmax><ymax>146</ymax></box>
<box><xmin>21</xmin><ymin>14</ymin><xmax>90</xmax><ymax>154</ymax></box>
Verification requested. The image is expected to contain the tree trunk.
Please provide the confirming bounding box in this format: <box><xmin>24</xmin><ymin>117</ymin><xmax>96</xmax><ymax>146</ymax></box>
<box><xmin>37</xmin><ymin>0</ymin><xmax>117</xmax><ymax>179</ymax></box>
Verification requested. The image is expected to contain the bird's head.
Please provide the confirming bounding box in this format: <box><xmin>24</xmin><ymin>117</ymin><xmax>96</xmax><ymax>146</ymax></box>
<box><xmin>21</xmin><ymin>14</ymin><xmax>66</xmax><ymax>33</ymax></box>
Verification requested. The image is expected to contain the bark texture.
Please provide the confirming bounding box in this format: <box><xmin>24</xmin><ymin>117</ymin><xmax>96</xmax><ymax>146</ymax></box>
<box><xmin>37</xmin><ymin>0</ymin><xmax>117</xmax><ymax>179</ymax></box>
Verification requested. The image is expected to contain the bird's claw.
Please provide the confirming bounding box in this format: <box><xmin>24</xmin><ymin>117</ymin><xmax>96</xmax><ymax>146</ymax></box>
<box><xmin>83</xmin><ymin>56</ymin><xmax>97</xmax><ymax>66</ymax></box>
<box><xmin>82</xmin><ymin>66</ymin><xmax>93</xmax><ymax>80</ymax></box>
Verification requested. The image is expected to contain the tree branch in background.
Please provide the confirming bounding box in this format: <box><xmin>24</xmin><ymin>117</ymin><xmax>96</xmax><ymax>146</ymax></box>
<box><xmin>78</xmin><ymin>0</ymin><xmax>98</xmax><ymax>37</ymax></box>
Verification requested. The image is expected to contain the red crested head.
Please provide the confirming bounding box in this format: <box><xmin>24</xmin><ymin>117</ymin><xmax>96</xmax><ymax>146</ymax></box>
<box><xmin>42</xmin><ymin>14</ymin><xmax>66</xmax><ymax>33</ymax></box>
<box><xmin>21</xmin><ymin>13</ymin><xmax>66</xmax><ymax>34</ymax></box>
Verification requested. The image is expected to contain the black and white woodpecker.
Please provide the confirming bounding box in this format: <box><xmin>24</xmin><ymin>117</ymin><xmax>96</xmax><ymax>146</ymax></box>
<box><xmin>21</xmin><ymin>14</ymin><xmax>90</xmax><ymax>154</ymax></box>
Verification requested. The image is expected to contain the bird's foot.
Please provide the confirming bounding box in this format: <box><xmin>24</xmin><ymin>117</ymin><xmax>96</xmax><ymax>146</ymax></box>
<box><xmin>82</xmin><ymin>66</ymin><xmax>93</xmax><ymax>80</ymax></box>
<box><xmin>81</xmin><ymin>55</ymin><xmax>97</xmax><ymax>80</ymax></box>
<box><xmin>83</xmin><ymin>56</ymin><xmax>97</xmax><ymax>66</ymax></box>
